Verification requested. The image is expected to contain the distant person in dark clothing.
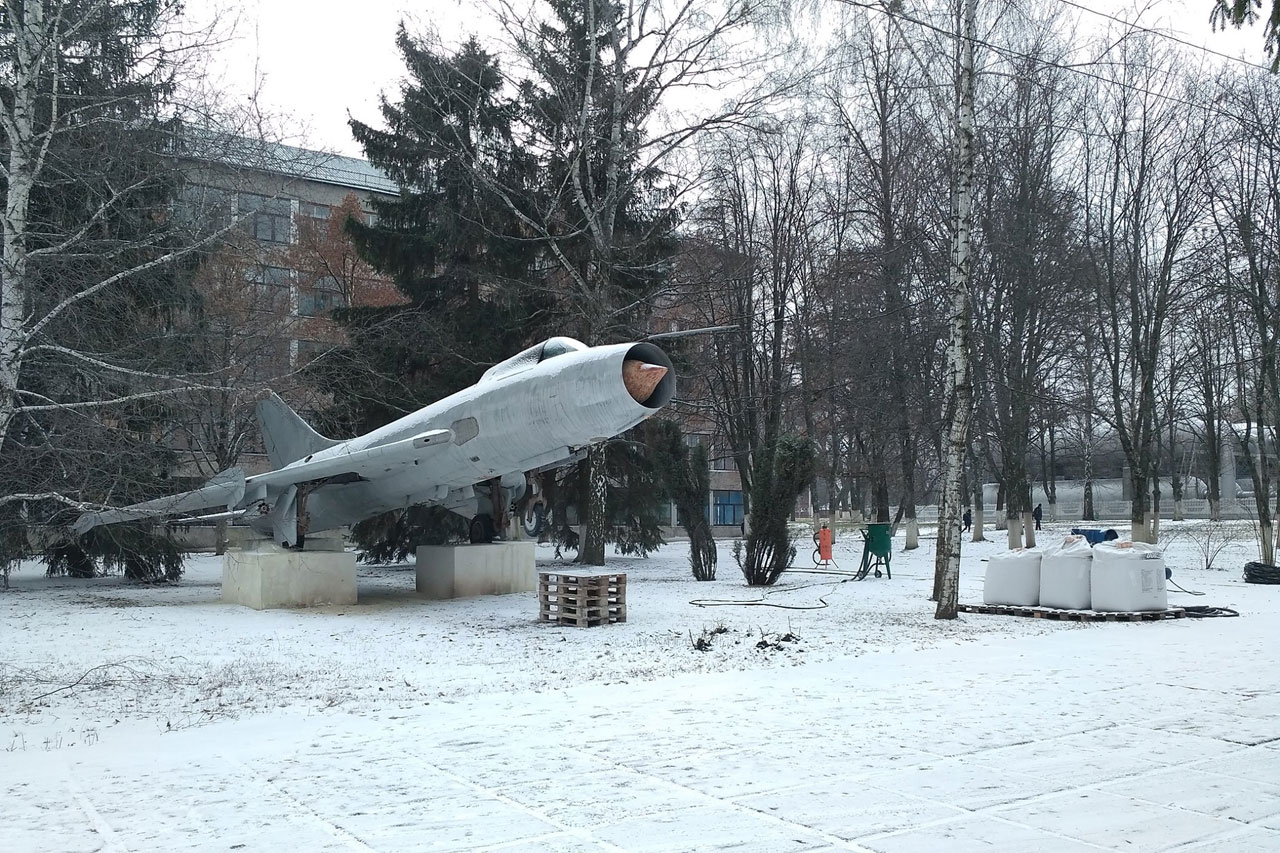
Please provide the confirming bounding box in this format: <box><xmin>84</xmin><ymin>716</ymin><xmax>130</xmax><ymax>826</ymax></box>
<box><xmin>962</xmin><ymin>509</ymin><xmax>972</xmax><ymax>532</ymax></box>
<box><xmin>1032</xmin><ymin>503</ymin><xmax>1043</xmax><ymax>530</ymax></box>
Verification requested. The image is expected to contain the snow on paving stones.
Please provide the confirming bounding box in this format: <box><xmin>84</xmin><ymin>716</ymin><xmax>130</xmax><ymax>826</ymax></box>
<box><xmin>2</xmin><ymin>519</ymin><xmax>1279</xmax><ymax>852</ymax></box>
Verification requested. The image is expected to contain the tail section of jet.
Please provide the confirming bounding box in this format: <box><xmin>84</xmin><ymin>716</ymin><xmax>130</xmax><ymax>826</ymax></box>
<box><xmin>255</xmin><ymin>393</ymin><xmax>339</xmax><ymax>468</ymax></box>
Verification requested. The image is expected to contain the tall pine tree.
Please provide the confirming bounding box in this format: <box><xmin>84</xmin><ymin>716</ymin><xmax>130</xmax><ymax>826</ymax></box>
<box><xmin>333</xmin><ymin>12</ymin><xmax>682</xmax><ymax>560</ymax></box>
<box><xmin>512</xmin><ymin>0</ymin><xmax>680</xmax><ymax>563</ymax></box>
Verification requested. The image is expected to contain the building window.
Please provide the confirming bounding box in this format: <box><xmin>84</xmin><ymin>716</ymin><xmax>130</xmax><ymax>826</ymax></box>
<box><xmin>685</xmin><ymin>433</ymin><xmax>709</xmax><ymax>449</ymax></box>
<box><xmin>176</xmin><ymin>184</ymin><xmax>231</xmax><ymax>228</ymax></box>
<box><xmin>239</xmin><ymin>193</ymin><xmax>292</xmax><ymax>244</ymax></box>
<box><xmin>299</xmin><ymin>201</ymin><xmax>330</xmax><ymax>221</ymax></box>
<box><xmin>248</xmin><ymin>265</ymin><xmax>291</xmax><ymax>313</ymax></box>
<box><xmin>711</xmin><ymin>448</ymin><xmax>735</xmax><ymax>471</ymax></box>
<box><xmin>298</xmin><ymin>281</ymin><xmax>347</xmax><ymax>317</ymax></box>
<box><xmin>713</xmin><ymin>490</ymin><xmax>743</xmax><ymax>526</ymax></box>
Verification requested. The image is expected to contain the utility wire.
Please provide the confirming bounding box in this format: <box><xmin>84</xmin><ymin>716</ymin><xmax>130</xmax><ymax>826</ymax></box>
<box><xmin>833</xmin><ymin>0</ymin><xmax>1260</xmax><ymax>129</ymax></box>
<box><xmin>1056</xmin><ymin>0</ymin><xmax>1273</xmax><ymax>73</ymax></box>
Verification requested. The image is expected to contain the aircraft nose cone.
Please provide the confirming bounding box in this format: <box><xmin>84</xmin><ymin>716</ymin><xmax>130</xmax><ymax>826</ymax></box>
<box><xmin>623</xmin><ymin>360</ymin><xmax>668</xmax><ymax>403</ymax></box>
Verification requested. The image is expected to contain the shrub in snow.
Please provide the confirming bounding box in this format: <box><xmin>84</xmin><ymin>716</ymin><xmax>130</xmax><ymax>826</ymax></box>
<box><xmin>736</xmin><ymin>435</ymin><xmax>813</xmax><ymax>586</ymax></box>
<box><xmin>45</xmin><ymin>525</ymin><xmax>183</xmax><ymax>582</ymax></box>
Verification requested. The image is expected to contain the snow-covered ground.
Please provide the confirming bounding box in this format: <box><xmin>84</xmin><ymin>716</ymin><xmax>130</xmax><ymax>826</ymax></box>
<box><xmin>3</xmin><ymin>520</ymin><xmax>1278</xmax><ymax>852</ymax></box>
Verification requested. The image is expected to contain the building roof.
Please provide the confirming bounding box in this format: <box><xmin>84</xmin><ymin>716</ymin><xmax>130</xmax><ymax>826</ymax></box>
<box><xmin>267</xmin><ymin>143</ymin><xmax>399</xmax><ymax>195</ymax></box>
<box><xmin>180</xmin><ymin>130</ymin><xmax>398</xmax><ymax>196</ymax></box>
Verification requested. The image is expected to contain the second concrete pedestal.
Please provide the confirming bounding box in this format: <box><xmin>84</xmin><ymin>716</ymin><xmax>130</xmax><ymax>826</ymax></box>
<box><xmin>223</xmin><ymin>535</ymin><xmax>357</xmax><ymax>609</ymax></box>
<box><xmin>416</xmin><ymin>542</ymin><xmax>536</xmax><ymax>599</ymax></box>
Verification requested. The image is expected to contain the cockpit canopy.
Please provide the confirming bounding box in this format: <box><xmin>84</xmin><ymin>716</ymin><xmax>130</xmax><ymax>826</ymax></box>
<box><xmin>480</xmin><ymin>336</ymin><xmax>589</xmax><ymax>382</ymax></box>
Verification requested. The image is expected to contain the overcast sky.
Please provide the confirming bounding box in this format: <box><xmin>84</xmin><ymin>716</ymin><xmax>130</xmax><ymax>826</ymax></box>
<box><xmin>188</xmin><ymin>0</ymin><xmax>1268</xmax><ymax>159</ymax></box>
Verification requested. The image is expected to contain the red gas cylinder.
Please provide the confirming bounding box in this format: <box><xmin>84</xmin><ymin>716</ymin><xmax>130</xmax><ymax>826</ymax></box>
<box><xmin>817</xmin><ymin>527</ymin><xmax>833</xmax><ymax>562</ymax></box>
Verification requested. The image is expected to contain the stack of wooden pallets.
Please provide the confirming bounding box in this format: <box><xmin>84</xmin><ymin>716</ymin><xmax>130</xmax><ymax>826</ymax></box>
<box><xmin>538</xmin><ymin>571</ymin><xmax>627</xmax><ymax>627</ymax></box>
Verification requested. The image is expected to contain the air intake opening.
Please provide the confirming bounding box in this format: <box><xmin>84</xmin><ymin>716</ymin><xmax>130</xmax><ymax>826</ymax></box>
<box><xmin>623</xmin><ymin>343</ymin><xmax>675</xmax><ymax>409</ymax></box>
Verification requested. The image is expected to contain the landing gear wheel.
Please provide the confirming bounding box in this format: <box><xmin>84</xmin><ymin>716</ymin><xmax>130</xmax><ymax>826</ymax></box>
<box><xmin>522</xmin><ymin>502</ymin><xmax>545</xmax><ymax>538</ymax></box>
<box><xmin>469</xmin><ymin>514</ymin><xmax>496</xmax><ymax>544</ymax></box>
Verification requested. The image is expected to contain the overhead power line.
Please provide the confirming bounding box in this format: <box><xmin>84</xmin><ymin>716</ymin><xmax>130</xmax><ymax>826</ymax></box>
<box><xmin>832</xmin><ymin>0</ymin><xmax>1264</xmax><ymax>130</ymax></box>
<box><xmin>1056</xmin><ymin>0</ymin><xmax>1273</xmax><ymax>73</ymax></box>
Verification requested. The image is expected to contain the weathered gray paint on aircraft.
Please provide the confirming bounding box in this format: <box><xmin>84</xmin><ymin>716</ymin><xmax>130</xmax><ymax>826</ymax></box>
<box><xmin>74</xmin><ymin>338</ymin><xmax>675</xmax><ymax>546</ymax></box>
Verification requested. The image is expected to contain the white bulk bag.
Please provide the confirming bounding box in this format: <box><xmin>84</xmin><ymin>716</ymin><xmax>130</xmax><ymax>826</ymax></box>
<box><xmin>1040</xmin><ymin>536</ymin><xmax>1093</xmax><ymax>610</ymax></box>
<box><xmin>984</xmin><ymin>548</ymin><xmax>1042</xmax><ymax>606</ymax></box>
<box><xmin>1090</xmin><ymin>541</ymin><xmax>1168</xmax><ymax>612</ymax></box>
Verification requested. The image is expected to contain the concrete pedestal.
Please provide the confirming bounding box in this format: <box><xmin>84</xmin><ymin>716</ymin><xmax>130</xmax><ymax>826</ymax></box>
<box><xmin>416</xmin><ymin>542</ymin><xmax>536</xmax><ymax>599</ymax></box>
<box><xmin>223</xmin><ymin>535</ymin><xmax>356</xmax><ymax>609</ymax></box>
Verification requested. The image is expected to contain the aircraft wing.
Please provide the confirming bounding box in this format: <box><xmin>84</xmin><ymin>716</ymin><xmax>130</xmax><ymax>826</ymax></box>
<box><xmin>73</xmin><ymin>468</ymin><xmax>247</xmax><ymax>536</ymax></box>
<box><xmin>72</xmin><ymin>429</ymin><xmax>455</xmax><ymax>537</ymax></box>
<box><xmin>246</xmin><ymin>428</ymin><xmax>455</xmax><ymax>490</ymax></box>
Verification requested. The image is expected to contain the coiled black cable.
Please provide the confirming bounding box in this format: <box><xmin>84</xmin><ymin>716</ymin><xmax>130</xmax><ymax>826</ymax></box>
<box><xmin>1244</xmin><ymin>561</ymin><xmax>1280</xmax><ymax>585</ymax></box>
<box><xmin>1179</xmin><ymin>606</ymin><xmax>1240</xmax><ymax>618</ymax></box>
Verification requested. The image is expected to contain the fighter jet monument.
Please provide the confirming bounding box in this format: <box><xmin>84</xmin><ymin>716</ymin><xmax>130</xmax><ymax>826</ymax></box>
<box><xmin>74</xmin><ymin>337</ymin><xmax>675</xmax><ymax>549</ymax></box>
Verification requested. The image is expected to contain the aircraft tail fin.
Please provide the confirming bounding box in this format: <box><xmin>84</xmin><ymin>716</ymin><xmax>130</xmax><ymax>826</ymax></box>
<box><xmin>255</xmin><ymin>393</ymin><xmax>338</xmax><ymax>469</ymax></box>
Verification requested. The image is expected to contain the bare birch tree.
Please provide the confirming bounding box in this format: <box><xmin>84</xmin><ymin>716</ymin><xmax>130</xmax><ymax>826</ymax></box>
<box><xmin>934</xmin><ymin>0</ymin><xmax>977</xmax><ymax>619</ymax></box>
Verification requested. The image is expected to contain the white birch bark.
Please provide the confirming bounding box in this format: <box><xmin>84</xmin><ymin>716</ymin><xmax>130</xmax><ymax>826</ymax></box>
<box><xmin>933</xmin><ymin>0</ymin><xmax>977</xmax><ymax>620</ymax></box>
<box><xmin>0</xmin><ymin>0</ymin><xmax>47</xmax><ymax>449</ymax></box>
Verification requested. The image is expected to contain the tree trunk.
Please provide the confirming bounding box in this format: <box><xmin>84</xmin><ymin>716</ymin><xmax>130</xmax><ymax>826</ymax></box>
<box><xmin>214</xmin><ymin>518</ymin><xmax>228</xmax><ymax>556</ymax></box>
<box><xmin>972</xmin><ymin>488</ymin><xmax>985</xmax><ymax>541</ymax></box>
<box><xmin>1007</xmin><ymin>515</ymin><xmax>1022</xmax><ymax>549</ymax></box>
<box><xmin>1047</xmin><ymin>421</ymin><xmax>1059</xmax><ymax>522</ymax></box>
<box><xmin>0</xmin><ymin>1</ymin><xmax>40</xmax><ymax>450</ymax></box>
<box><xmin>933</xmin><ymin>0</ymin><xmax>977</xmax><ymax>621</ymax></box>
<box><xmin>1149</xmin><ymin>471</ymin><xmax>1161</xmax><ymax>543</ymax></box>
<box><xmin>873</xmin><ymin>473</ymin><xmax>890</xmax><ymax>522</ymax></box>
<box><xmin>1130</xmin><ymin>469</ymin><xmax>1149</xmax><ymax>544</ymax></box>
<box><xmin>579</xmin><ymin>444</ymin><xmax>608</xmax><ymax>565</ymax></box>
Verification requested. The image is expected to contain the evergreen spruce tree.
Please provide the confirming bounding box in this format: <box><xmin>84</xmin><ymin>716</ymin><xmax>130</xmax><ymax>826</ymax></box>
<box><xmin>321</xmin><ymin>34</ymin><xmax>543</xmax><ymax>553</ymax></box>
<box><xmin>736</xmin><ymin>436</ymin><xmax>814</xmax><ymax>586</ymax></box>
<box><xmin>514</xmin><ymin>0</ymin><xmax>680</xmax><ymax>564</ymax></box>
<box><xmin>644</xmin><ymin>419</ymin><xmax>716</xmax><ymax>580</ymax></box>
<box><xmin>330</xmin><ymin>17</ymin><xmax>680</xmax><ymax>560</ymax></box>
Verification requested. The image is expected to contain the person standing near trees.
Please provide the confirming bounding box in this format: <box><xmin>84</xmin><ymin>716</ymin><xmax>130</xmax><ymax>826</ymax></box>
<box><xmin>1033</xmin><ymin>503</ymin><xmax>1043</xmax><ymax>530</ymax></box>
<box><xmin>962</xmin><ymin>508</ymin><xmax>972</xmax><ymax>532</ymax></box>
